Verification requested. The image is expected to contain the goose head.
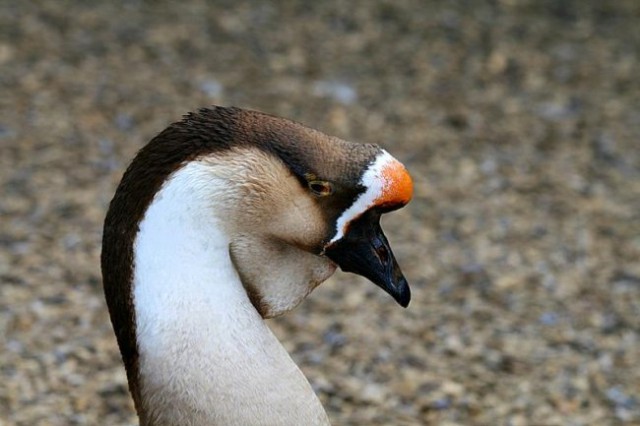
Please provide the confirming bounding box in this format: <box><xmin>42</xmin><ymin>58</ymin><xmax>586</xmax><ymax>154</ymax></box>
<box><xmin>194</xmin><ymin>107</ymin><xmax>413</xmax><ymax>316</ymax></box>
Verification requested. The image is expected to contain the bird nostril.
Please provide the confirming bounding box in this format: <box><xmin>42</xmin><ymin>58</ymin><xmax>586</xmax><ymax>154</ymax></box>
<box><xmin>375</xmin><ymin>244</ymin><xmax>389</xmax><ymax>264</ymax></box>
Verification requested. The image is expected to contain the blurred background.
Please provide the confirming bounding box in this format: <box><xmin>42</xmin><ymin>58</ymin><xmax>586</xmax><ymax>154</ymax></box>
<box><xmin>1</xmin><ymin>1</ymin><xmax>639</xmax><ymax>425</ymax></box>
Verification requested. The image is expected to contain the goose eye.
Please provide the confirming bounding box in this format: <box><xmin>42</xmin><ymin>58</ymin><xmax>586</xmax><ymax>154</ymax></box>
<box><xmin>308</xmin><ymin>180</ymin><xmax>333</xmax><ymax>196</ymax></box>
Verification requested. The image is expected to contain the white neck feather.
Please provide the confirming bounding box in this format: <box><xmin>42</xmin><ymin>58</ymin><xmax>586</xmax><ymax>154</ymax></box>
<box><xmin>133</xmin><ymin>162</ymin><xmax>330</xmax><ymax>425</ymax></box>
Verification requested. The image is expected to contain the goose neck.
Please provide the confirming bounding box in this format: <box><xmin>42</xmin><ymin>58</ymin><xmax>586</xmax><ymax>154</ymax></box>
<box><xmin>132</xmin><ymin>161</ymin><xmax>329</xmax><ymax>425</ymax></box>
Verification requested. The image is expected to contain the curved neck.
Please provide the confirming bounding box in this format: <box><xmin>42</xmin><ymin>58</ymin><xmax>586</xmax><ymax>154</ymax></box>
<box><xmin>132</xmin><ymin>162</ymin><xmax>329</xmax><ymax>425</ymax></box>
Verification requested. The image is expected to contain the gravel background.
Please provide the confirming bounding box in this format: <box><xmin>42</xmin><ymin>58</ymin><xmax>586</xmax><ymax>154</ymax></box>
<box><xmin>1</xmin><ymin>1</ymin><xmax>639</xmax><ymax>425</ymax></box>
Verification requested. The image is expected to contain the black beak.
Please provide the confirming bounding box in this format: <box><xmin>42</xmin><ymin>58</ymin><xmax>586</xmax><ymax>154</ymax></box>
<box><xmin>324</xmin><ymin>210</ymin><xmax>410</xmax><ymax>307</ymax></box>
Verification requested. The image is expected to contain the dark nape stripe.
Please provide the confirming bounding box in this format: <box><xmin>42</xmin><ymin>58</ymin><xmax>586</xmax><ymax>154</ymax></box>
<box><xmin>101</xmin><ymin>106</ymin><xmax>242</xmax><ymax>411</ymax></box>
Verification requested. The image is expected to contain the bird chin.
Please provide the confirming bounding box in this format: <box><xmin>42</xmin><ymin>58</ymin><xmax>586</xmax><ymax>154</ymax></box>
<box><xmin>309</xmin><ymin>257</ymin><xmax>338</xmax><ymax>289</ymax></box>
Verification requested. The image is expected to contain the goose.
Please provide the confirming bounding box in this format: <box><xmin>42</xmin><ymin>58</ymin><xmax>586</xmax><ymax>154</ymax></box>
<box><xmin>101</xmin><ymin>106</ymin><xmax>413</xmax><ymax>425</ymax></box>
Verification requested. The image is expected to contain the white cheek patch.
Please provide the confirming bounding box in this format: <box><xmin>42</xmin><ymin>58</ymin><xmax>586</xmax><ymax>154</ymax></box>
<box><xmin>329</xmin><ymin>150</ymin><xmax>410</xmax><ymax>244</ymax></box>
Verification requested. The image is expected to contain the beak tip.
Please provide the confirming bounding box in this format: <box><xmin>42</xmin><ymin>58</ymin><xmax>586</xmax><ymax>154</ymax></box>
<box><xmin>393</xmin><ymin>278</ymin><xmax>411</xmax><ymax>308</ymax></box>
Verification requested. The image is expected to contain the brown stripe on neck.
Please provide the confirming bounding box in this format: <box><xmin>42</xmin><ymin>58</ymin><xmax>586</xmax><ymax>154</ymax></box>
<box><xmin>101</xmin><ymin>106</ymin><xmax>243</xmax><ymax>411</ymax></box>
